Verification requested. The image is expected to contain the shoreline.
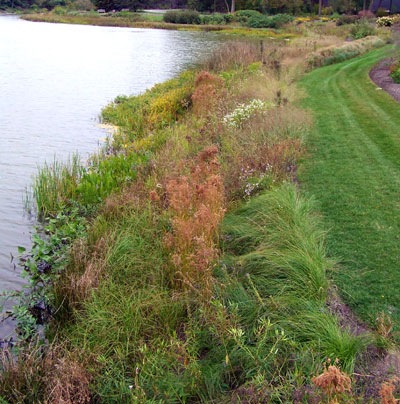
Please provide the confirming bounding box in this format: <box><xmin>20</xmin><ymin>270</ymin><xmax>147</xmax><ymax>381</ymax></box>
<box><xmin>21</xmin><ymin>13</ymin><xmax>295</xmax><ymax>38</ymax></box>
<box><xmin>0</xmin><ymin>18</ymin><xmax>398</xmax><ymax>400</ymax></box>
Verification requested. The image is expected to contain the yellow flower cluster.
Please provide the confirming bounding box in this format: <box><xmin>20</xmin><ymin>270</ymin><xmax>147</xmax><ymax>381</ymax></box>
<box><xmin>295</xmin><ymin>17</ymin><xmax>311</xmax><ymax>22</ymax></box>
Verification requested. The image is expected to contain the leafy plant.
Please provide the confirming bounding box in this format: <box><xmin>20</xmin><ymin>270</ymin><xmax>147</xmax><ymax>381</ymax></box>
<box><xmin>350</xmin><ymin>18</ymin><xmax>375</xmax><ymax>39</ymax></box>
<box><xmin>163</xmin><ymin>10</ymin><xmax>201</xmax><ymax>24</ymax></box>
<box><xmin>246</xmin><ymin>13</ymin><xmax>294</xmax><ymax>28</ymax></box>
<box><xmin>391</xmin><ymin>66</ymin><xmax>400</xmax><ymax>83</ymax></box>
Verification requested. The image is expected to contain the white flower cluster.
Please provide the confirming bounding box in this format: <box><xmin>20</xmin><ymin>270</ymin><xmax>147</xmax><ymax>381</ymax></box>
<box><xmin>376</xmin><ymin>16</ymin><xmax>398</xmax><ymax>27</ymax></box>
<box><xmin>223</xmin><ymin>99</ymin><xmax>271</xmax><ymax>129</ymax></box>
<box><xmin>240</xmin><ymin>164</ymin><xmax>273</xmax><ymax>197</ymax></box>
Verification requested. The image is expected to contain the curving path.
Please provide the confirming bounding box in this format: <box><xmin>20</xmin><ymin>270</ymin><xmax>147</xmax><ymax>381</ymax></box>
<box><xmin>299</xmin><ymin>46</ymin><xmax>400</xmax><ymax>331</ymax></box>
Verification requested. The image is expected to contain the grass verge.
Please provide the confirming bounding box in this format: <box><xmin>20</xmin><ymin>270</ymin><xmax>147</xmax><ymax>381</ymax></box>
<box><xmin>299</xmin><ymin>46</ymin><xmax>400</xmax><ymax>335</ymax></box>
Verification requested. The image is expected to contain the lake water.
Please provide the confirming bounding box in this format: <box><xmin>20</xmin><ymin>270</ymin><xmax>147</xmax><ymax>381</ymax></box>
<box><xmin>0</xmin><ymin>15</ymin><xmax>218</xmax><ymax>339</ymax></box>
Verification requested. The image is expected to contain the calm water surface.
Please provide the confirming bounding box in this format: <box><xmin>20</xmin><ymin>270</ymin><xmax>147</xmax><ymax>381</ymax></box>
<box><xmin>0</xmin><ymin>15</ymin><xmax>218</xmax><ymax>338</ymax></box>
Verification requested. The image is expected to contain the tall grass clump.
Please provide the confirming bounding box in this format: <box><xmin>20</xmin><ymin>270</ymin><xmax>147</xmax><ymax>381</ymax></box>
<box><xmin>221</xmin><ymin>184</ymin><xmax>369</xmax><ymax>373</ymax></box>
<box><xmin>306</xmin><ymin>35</ymin><xmax>385</xmax><ymax>68</ymax></box>
<box><xmin>203</xmin><ymin>40</ymin><xmax>270</xmax><ymax>72</ymax></box>
<box><xmin>163</xmin><ymin>9</ymin><xmax>201</xmax><ymax>25</ymax></box>
<box><xmin>33</xmin><ymin>154</ymin><xmax>84</xmax><ymax>217</ymax></box>
<box><xmin>32</xmin><ymin>150</ymin><xmax>147</xmax><ymax>216</ymax></box>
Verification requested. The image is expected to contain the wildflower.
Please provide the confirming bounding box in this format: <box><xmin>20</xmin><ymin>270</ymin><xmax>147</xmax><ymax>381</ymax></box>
<box><xmin>223</xmin><ymin>99</ymin><xmax>273</xmax><ymax>129</ymax></box>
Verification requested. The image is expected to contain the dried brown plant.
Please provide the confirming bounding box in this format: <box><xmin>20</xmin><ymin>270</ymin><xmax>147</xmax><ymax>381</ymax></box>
<box><xmin>53</xmin><ymin>235</ymin><xmax>107</xmax><ymax>318</ymax></box>
<box><xmin>379</xmin><ymin>377</ymin><xmax>399</xmax><ymax>404</ymax></box>
<box><xmin>204</xmin><ymin>41</ymin><xmax>274</xmax><ymax>72</ymax></box>
<box><xmin>0</xmin><ymin>345</ymin><xmax>92</xmax><ymax>404</ymax></box>
<box><xmin>312</xmin><ymin>359</ymin><xmax>351</xmax><ymax>404</ymax></box>
<box><xmin>164</xmin><ymin>145</ymin><xmax>225</xmax><ymax>297</ymax></box>
<box><xmin>192</xmin><ymin>70</ymin><xmax>224</xmax><ymax>116</ymax></box>
<box><xmin>44</xmin><ymin>354</ymin><xmax>92</xmax><ymax>404</ymax></box>
<box><xmin>376</xmin><ymin>311</ymin><xmax>394</xmax><ymax>339</ymax></box>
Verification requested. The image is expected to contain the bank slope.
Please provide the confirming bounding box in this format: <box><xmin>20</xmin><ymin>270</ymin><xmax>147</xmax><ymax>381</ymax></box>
<box><xmin>299</xmin><ymin>46</ymin><xmax>400</xmax><ymax>332</ymax></box>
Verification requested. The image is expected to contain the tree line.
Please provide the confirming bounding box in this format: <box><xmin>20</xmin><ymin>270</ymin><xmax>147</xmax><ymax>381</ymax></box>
<box><xmin>0</xmin><ymin>0</ymin><xmax>368</xmax><ymax>16</ymax></box>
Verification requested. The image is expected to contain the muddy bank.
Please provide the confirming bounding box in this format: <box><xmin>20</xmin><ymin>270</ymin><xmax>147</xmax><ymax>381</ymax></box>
<box><xmin>370</xmin><ymin>58</ymin><xmax>400</xmax><ymax>102</ymax></box>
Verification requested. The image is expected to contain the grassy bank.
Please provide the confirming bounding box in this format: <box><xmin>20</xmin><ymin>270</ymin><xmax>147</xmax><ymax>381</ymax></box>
<box><xmin>0</xmin><ymin>30</ymin><xmax>397</xmax><ymax>402</ymax></box>
<box><xmin>21</xmin><ymin>12</ymin><xmax>298</xmax><ymax>38</ymax></box>
<box><xmin>299</xmin><ymin>46</ymin><xmax>400</xmax><ymax>334</ymax></box>
<box><xmin>22</xmin><ymin>12</ymin><xmax>228</xmax><ymax>31</ymax></box>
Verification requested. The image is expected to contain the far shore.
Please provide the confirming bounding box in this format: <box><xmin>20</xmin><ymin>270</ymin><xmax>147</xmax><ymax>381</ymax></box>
<box><xmin>21</xmin><ymin>12</ymin><xmax>295</xmax><ymax>38</ymax></box>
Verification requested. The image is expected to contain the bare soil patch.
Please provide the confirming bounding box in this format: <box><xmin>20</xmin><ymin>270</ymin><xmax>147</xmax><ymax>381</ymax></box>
<box><xmin>370</xmin><ymin>58</ymin><xmax>400</xmax><ymax>102</ymax></box>
<box><xmin>327</xmin><ymin>287</ymin><xmax>400</xmax><ymax>400</ymax></box>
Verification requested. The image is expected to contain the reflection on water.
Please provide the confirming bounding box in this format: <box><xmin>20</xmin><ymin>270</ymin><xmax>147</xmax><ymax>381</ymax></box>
<box><xmin>0</xmin><ymin>15</ymin><xmax>218</xmax><ymax>338</ymax></box>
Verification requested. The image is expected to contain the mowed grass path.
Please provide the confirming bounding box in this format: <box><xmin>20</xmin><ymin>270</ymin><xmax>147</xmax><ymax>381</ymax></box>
<box><xmin>299</xmin><ymin>46</ymin><xmax>400</xmax><ymax>330</ymax></box>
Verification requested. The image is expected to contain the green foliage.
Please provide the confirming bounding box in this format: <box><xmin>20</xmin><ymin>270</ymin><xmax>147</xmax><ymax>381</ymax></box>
<box><xmin>376</xmin><ymin>7</ymin><xmax>389</xmax><ymax>16</ymax></box>
<box><xmin>200</xmin><ymin>12</ymin><xmax>232</xmax><ymax>24</ymax></box>
<box><xmin>350</xmin><ymin>18</ymin><xmax>375</xmax><ymax>39</ymax></box>
<box><xmin>32</xmin><ymin>151</ymin><xmax>148</xmax><ymax>217</ymax></box>
<box><xmin>234</xmin><ymin>9</ymin><xmax>262</xmax><ymax>23</ymax></box>
<box><xmin>53</xmin><ymin>4</ymin><xmax>67</xmax><ymax>13</ymax></box>
<box><xmin>92</xmin><ymin>0</ymin><xmax>144</xmax><ymax>12</ymax></box>
<box><xmin>336</xmin><ymin>14</ymin><xmax>360</xmax><ymax>25</ymax></box>
<box><xmin>58</xmin><ymin>184</ymin><xmax>366</xmax><ymax>402</ymax></box>
<box><xmin>246</xmin><ymin>13</ymin><xmax>293</xmax><ymax>28</ymax></box>
<box><xmin>1</xmin><ymin>207</ymin><xmax>88</xmax><ymax>340</ymax></box>
<box><xmin>391</xmin><ymin>65</ymin><xmax>400</xmax><ymax>83</ymax></box>
<box><xmin>163</xmin><ymin>9</ymin><xmax>201</xmax><ymax>24</ymax></box>
<box><xmin>102</xmin><ymin>70</ymin><xmax>195</xmax><ymax>146</ymax></box>
<box><xmin>306</xmin><ymin>36</ymin><xmax>384</xmax><ymax>68</ymax></box>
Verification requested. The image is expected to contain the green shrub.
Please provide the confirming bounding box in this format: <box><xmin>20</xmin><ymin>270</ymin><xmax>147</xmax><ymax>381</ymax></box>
<box><xmin>321</xmin><ymin>6</ymin><xmax>333</xmax><ymax>15</ymax></box>
<box><xmin>307</xmin><ymin>36</ymin><xmax>384</xmax><ymax>68</ymax></box>
<box><xmin>350</xmin><ymin>18</ymin><xmax>376</xmax><ymax>39</ymax></box>
<box><xmin>200</xmin><ymin>13</ymin><xmax>226</xmax><ymax>25</ymax></box>
<box><xmin>53</xmin><ymin>5</ymin><xmax>67</xmax><ymax>14</ymax></box>
<box><xmin>234</xmin><ymin>9</ymin><xmax>262</xmax><ymax>23</ymax></box>
<box><xmin>376</xmin><ymin>7</ymin><xmax>389</xmax><ymax>17</ymax></box>
<box><xmin>163</xmin><ymin>9</ymin><xmax>200</xmax><ymax>24</ymax></box>
<box><xmin>336</xmin><ymin>14</ymin><xmax>360</xmax><ymax>26</ymax></box>
<box><xmin>390</xmin><ymin>65</ymin><xmax>400</xmax><ymax>83</ymax></box>
<box><xmin>246</xmin><ymin>13</ymin><xmax>293</xmax><ymax>28</ymax></box>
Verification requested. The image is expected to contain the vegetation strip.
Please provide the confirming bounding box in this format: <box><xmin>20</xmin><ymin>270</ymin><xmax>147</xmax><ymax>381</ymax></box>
<box><xmin>1</xmin><ymin>24</ymin><xmax>398</xmax><ymax>401</ymax></box>
<box><xmin>299</xmin><ymin>46</ymin><xmax>400</xmax><ymax>335</ymax></box>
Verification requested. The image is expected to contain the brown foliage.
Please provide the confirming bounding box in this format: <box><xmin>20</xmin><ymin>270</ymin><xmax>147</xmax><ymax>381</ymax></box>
<box><xmin>164</xmin><ymin>145</ymin><xmax>225</xmax><ymax>296</ymax></box>
<box><xmin>53</xmin><ymin>236</ymin><xmax>107</xmax><ymax>319</ymax></box>
<box><xmin>379</xmin><ymin>377</ymin><xmax>399</xmax><ymax>404</ymax></box>
<box><xmin>0</xmin><ymin>346</ymin><xmax>92</xmax><ymax>404</ymax></box>
<box><xmin>376</xmin><ymin>311</ymin><xmax>394</xmax><ymax>339</ymax></box>
<box><xmin>204</xmin><ymin>41</ymin><xmax>270</xmax><ymax>72</ymax></box>
<box><xmin>45</xmin><ymin>354</ymin><xmax>92</xmax><ymax>404</ymax></box>
<box><xmin>192</xmin><ymin>70</ymin><xmax>225</xmax><ymax>116</ymax></box>
<box><xmin>312</xmin><ymin>359</ymin><xmax>351</xmax><ymax>404</ymax></box>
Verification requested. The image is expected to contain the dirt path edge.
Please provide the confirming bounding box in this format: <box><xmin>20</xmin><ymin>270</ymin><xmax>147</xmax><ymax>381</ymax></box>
<box><xmin>370</xmin><ymin>58</ymin><xmax>400</xmax><ymax>102</ymax></box>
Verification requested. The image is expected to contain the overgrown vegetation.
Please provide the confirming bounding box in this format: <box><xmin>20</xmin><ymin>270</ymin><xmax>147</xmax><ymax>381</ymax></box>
<box><xmin>306</xmin><ymin>35</ymin><xmax>384</xmax><ymax>68</ymax></box>
<box><xmin>390</xmin><ymin>55</ymin><xmax>400</xmax><ymax>83</ymax></box>
<box><xmin>0</xmin><ymin>22</ymin><xmax>397</xmax><ymax>403</ymax></box>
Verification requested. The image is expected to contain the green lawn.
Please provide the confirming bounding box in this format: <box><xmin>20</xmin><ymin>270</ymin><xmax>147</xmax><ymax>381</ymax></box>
<box><xmin>299</xmin><ymin>46</ymin><xmax>400</xmax><ymax>331</ymax></box>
